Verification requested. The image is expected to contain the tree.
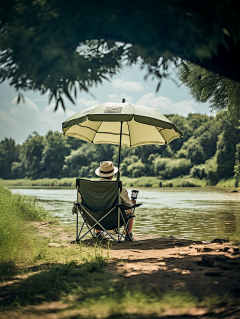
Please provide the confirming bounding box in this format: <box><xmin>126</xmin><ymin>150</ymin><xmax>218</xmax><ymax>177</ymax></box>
<box><xmin>0</xmin><ymin>138</ymin><xmax>20</xmax><ymax>179</ymax></box>
<box><xmin>234</xmin><ymin>144</ymin><xmax>240</xmax><ymax>187</ymax></box>
<box><xmin>63</xmin><ymin>144</ymin><xmax>97</xmax><ymax>177</ymax></box>
<box><xmin>17</xmin><ymin>133</ymin><xmax>45</xmax><ymax>179</ymax></box>
<box><xmin>1</xmin><ymin>0</ymin><xmax>240</xmax><ymax>110</ymax></box>
<box><xmin>215</xmin><ymin>112</ymin><xmax>240</xmax><ymax>180</ymax></box>
<box><xmin>177</xmin><ymin>61</ymin><xmax>240</xmax><ymax>115</ymax></box>
<box><xmin>41</xmin><ymin>131</ymin><xmax>70</xmax><ymax>178</ymax></box>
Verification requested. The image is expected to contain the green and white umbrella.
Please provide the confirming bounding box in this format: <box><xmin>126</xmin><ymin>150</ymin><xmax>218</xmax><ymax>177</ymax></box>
<box><xmin>62</xmin><ymin>100</ymin><xmax>183</xmax><ymax>174</ymax></box>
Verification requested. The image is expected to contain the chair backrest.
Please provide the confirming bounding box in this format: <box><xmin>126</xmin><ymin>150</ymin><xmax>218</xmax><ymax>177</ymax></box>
<box><xmin>77</xmin><ymin>179</ymin><xmax>121</xmax><ymax>212</ymax></box>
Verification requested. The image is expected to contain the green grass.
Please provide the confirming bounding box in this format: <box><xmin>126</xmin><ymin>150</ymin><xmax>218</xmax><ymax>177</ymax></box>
<box><xmin>0</xmin><ymin>185</ymin><xmax>49</xmax><ymax>276</ymax></box>
<box><xmin>1</xmin><ymin>176</ymin><xmax>239</xmax><ymax>189</ymax></box>
<box><xmin>215</xmin><ymin>178</ymin><xmax>236</xmax><ymax>188</ymax></box>
<box><xmin>0</xmin><ymin>247</ymin><xmax>236</xmax><ymax>318</ymax></box>
<box><xmin>121</xmin><ymin>176</ymin><xmax>207</xmax><ymax>188</ymax></box>
<box><xmin>0</xmin><ymin>177</ymin><xmax>76</xmax><ymax>187</ymax></box>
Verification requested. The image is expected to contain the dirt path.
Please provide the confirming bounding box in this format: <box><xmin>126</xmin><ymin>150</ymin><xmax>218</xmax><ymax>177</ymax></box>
<box><xmin>1</xmin><ymin>222</ymin><xmax>240</xmax><ymax>318</ymax></box>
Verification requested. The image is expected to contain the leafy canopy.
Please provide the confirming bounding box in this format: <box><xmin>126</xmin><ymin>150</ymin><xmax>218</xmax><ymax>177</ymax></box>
<box><xmin>177</xmin><ymin>61</ymin><xmax>240</xmax><ymax>115</ymax></box>
<box><xmin>1</xmin><ymin>0</ymin><xmax>240</xmax><ymax>110</ymax></box>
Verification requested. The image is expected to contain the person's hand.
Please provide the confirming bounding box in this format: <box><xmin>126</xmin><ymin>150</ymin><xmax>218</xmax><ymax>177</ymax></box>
<box><xmin>72</xmin><ymin>202</ymin><xmax>78</xmax><ymax>214</ymax></box>
<box><xmin>131</xmin><ymin>199</ymin><xmax>136</xmax><ymax>205</ymax></box>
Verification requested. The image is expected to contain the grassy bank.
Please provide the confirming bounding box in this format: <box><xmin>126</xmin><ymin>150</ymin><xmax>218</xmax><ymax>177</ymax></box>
<box><xmin>0</xmin><ymin>176</ymin><xmax>238</xmax><ymax>188</ymax></box>
<box><xmin>0</xmin><ymin>184</ymin><xmax>108</xmax><ymax>280</ymax></box>
<box><xmin>0</xmin><ymin>185</ymin><xmax>49</xmax><ymax>277</ymax></box>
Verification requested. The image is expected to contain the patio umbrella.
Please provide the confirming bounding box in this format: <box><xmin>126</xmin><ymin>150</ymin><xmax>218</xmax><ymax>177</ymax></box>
<box><xmin>62</xmin><ymin>100</ymin><xmax>183</xmax><ymax>179</ymax></box>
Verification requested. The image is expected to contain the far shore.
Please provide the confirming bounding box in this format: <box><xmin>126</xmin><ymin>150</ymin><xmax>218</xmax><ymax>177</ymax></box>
<box><xmin>0</xmin><ymin>176</ymin><xmax>239</xmax><ymax>189</ymax></box>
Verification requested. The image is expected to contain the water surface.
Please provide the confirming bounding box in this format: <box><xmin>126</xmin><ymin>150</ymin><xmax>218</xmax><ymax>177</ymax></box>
<box><xmin>10</xmin><ymin>187</ymin><xmax>240</xmax><ymax>240</ymax></box>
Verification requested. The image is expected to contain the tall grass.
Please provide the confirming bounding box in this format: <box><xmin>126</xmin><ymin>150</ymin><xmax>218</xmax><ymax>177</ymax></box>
<box><xmin>0</xmin><ymin>177</ymin><xmax>76</xmax><ymax>187</ymax></box>
<box><xmin>120</xmin><ymin>176</ymin><xmax>207</xmax><ymax>188</ymax></box>
<box><xmin>1</xmin><ymin>176</ymin><xmax>238</xmax><ymax>188</ymax></box>
<box><xmin>0</xmin><ymin>185</ymin><xmax>48</xmax><ymax>276</ymax></box>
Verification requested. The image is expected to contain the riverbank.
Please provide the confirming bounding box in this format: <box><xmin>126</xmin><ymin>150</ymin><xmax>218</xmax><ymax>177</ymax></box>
<box><xmin>0</xmin><ymin>176</ymin><xmax>238</xmax><ymax>189</ymax></box>
<box><xmin>1</xmin><ymin>221</ymin><xmax>240</xmax><ymax>318</ymax></box>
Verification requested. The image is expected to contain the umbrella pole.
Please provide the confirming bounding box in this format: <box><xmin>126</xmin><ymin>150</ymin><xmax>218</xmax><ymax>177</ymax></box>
<box><xmin>117</xmin><ymin>121</ymin><xmax>123</xmax><ymax>181</ymax></box>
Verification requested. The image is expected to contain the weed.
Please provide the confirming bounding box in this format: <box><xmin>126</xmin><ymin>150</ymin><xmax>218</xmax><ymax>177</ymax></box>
<box><xmin>0</xmin><ymin>185</ymin><xmax>49</xmax><ymax>277</ymax></box>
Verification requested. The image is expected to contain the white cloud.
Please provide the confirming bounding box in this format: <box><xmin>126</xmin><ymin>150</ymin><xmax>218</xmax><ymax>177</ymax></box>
<box><xmin>112</xmin><ymin>79</ymin><xmax>144</xmax><ymax>91</ymax></box>
<box><xmin>0</xmin><ymin>97</ymin><xmax>89</xmax><ymax>143</ymax></box>
<box><xmin>39</xmin><ymin>104</ymin><xmax>76</xmax><ymax>131</ymax></box>
<box><xmin>77</xmin><ymin>98</ymin><xmax>99</xmax><ymax>110</ymax></box>
<box><xmin>11</xmin><ymin>96</ymin><xmax>39</xmax><ymax>111</ymax></box>
<box><xmin>0</xmin><ymin>109</ymin><xmax>18</xmax><ymax>125</ymax></box>
<box><xmin>137</xmin><ymin>93</ymin><xmax>197</xmax><ymax>116</ymax></box>
<box><xmin>108</xmin><ymin>93</ymin><xmax>135</xmax><ymax>103</ymax></box>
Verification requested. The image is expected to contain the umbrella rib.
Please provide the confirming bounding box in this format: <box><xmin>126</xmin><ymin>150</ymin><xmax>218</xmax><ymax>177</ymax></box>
<box><xmin>92</xmin><ymin>121</ymin><xmax>102</xmax><ymax>143</ymax></box>
<box><xmin>77</xmin><ymin>123</ymin><xmax>129</xmax><ymax>137</ymax></box>
<box><xmin>157</xmin><ymin>128</ymin><xmax>167</xmax><ymax>144</ymax></box>
<box><xmin>77</xmin><ymin>124</ymin><xmax>97</xmax><ymax>133</ymax></box>
<box><xmin>96</xmin><ymin>131</ymin><xmax>129</xmax><ymax>136</ymax></box>
<box><xmin>127</xmin><ymin>122</ymin><xmax>131</xmax><ymax>147</ymax></box>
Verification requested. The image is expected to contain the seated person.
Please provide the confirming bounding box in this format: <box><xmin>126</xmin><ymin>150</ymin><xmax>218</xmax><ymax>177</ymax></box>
<box><xmin>73</xmin><ymin>161</ymin><xmax>136</xmax><ymax>241</ymax></box>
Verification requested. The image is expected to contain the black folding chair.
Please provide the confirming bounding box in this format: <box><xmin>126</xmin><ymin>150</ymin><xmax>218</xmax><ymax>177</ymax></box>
<box><xmin>74</xmin><ymin>178</ymin><xmax>142</xmax><ymax>243</ymax></box>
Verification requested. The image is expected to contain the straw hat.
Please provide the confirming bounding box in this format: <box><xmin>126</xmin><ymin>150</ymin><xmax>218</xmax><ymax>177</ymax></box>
<box><xmin>95</xmin><ymin>161</ymin><xmax>118</xmax><ymax>178</ymax></box>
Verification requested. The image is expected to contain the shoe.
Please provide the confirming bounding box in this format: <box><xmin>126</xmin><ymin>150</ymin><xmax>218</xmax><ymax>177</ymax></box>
<box><xmin>96</xmin><ymin>231</ymin><xmax>105</xmax><ymax>238</ymax></box>
<box><xmin>125</xmin><ymin>232</ymin><xmax>134</xmax><ymax>241</ymax></box>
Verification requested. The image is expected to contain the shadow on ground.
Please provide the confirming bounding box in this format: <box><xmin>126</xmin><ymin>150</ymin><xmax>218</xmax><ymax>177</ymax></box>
<box><xmin>1</xmin><ymin>237</ymin><xmax>240</xmax><ymax>318</ymax></box>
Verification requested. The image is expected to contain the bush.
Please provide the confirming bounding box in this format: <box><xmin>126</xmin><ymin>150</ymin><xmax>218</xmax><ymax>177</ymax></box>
<box><xmin>181</xmin><ymin>181</ymin><xmax>199</xmax><ymax>187</ymax></box>
<box><xmin>190</xmin><ymin>164</ymin><xmax>206</xmax><ymax>179</ymax></box>
<box><xmin>120</xmin><ymin>155</ymin><xmax>139</xmax><ymax>175</ymax></box>
<box><xmin>153</xmin><ymin>157</ymin><xmax>168</xmax><ymax>176</ymax></box>
<box><xmin>79</xmin><ymin>166</ymin><xmax>90</xmax><ymax>177</ymax></box>
<box><xmin>205</xmin><ymin>156</ymin><xmax>218</xmax><ymax>185</ymax></box>
<box><xmin>127</xmin><ymin>160</ymin><xmax>146</xmax><ymax>178</ymax></box>
<box><xmin>161</xmin><ymin>159</ymin><xmax>192</xmax><ymax>179</ymax></box>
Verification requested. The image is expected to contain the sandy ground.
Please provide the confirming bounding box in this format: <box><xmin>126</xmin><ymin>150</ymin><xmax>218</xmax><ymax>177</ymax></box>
<box><xmin>84</xmin><ymin>234</ymin><xmax>240</xmax><ymax>299</ymax></box>
<box><xmin>41</xmin><ymin>222</ymin><xmax>240</xmax><ymax>316</ymax></box>
<box><xmin>1</xmin><ymin>222</ymin><xmax>240</xmax><ymax>318</ymax></box>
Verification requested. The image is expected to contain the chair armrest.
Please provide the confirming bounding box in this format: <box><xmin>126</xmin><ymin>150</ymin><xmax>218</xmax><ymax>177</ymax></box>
<box><xmin>132</xmin><ymin>203</ymin><xmax>142</xmax><ymax>208</ymax></box>
<box><xmin>115</xmin><ymin>203</ymin><xmax>142</xmax><ymax>209</ymax></box>
<box><xmin>74</xmin><ymin>202</ymin><xmax>81</xmax><ymax>207</ymax></box>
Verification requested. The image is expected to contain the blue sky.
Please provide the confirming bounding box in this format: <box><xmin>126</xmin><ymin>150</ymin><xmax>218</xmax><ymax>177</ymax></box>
<box><xmin>0</xmin><ymin>63</ymin><xmax>210</xmax><ymax>144</ymax></box>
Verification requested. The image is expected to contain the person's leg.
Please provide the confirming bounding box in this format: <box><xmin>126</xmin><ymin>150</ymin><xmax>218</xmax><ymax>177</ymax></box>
<box><xmin>125</xmin><ymin>206</ymin><xmax>135</xmax><ymax>234</ymax></box>
<box><xmin>126</xmin><ymin>216</ymin><xmax>134</xmax><ymax>234</ymax></box>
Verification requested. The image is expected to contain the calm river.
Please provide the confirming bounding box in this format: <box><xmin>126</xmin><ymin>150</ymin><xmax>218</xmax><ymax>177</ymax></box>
<box><xmin>10</xmin><ymin>187</ymin><xmax>240</xmax><ymax>240</ymax></box>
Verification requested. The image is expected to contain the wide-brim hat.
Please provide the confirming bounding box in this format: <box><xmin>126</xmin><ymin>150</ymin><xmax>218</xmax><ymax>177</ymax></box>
<box><xmin>95</xmin><ymin>161</ymin><xmax>118</xmax><ymax>177</ymax></box>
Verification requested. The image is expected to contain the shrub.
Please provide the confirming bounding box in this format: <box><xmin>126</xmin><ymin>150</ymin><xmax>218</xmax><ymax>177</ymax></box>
<box><xmin>161</xmin><ymin>159</ymin><xmax>192</xmax><ymax>179</ymax></box>
<box><xmin>153</xmin><ymin>157</ymin><xmax>168</xmax><ymax>176</ymax></box>
<box><xmin>190</xmin><ymin>164</ymin><xmax>206</xmax><ymax>179</ymax></box>
<box><xmin>79</xmin><ymin>166</ymin><xmax>90</xmax><ymax>177</ymax></box>
<box><xmin>127</xmin><ymin>160</ymin><xmax>146</xmax><ymax>178</ymax></box>
<box><xmin>205</xmin><ymin>156</ymin><xmax>218</xmax><ymax>185</ymax></box>
<box><xmin>120</xmin><ymin>156</ymin><xmax>146</xmax><ymax>177</ymax></box>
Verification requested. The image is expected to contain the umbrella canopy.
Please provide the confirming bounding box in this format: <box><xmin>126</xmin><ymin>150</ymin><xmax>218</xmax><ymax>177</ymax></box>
<box><xmin>62</xmin><ymin>101</ymin><xmax>183</xmax><ymax>148</ymax></box>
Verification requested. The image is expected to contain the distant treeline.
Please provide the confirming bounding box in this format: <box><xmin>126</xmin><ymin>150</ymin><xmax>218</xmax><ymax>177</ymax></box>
<box><xmin>0</xmin><ymin>111</ymin><xmax>240</xmax><ymax>185</ymax></box>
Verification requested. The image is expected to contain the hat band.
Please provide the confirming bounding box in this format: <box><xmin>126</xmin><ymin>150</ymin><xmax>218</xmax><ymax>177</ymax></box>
<box><xmin>99</xmin><ymin>168</ymin><xmax>114</xmax><ymax>174</ymax></box>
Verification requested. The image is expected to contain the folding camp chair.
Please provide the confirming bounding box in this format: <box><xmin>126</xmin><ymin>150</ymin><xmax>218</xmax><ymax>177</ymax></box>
<box><xmin>74</xmin><ymin>178</ymin><xmax>142</xmax><ymax>243</ymax></box>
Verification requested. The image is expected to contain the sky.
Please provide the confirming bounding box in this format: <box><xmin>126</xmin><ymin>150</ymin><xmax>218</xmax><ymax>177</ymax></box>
<box><xmin>0</xmin><ymin>63</ymin><xmax>211</xmax><ymax>144</ymax></box>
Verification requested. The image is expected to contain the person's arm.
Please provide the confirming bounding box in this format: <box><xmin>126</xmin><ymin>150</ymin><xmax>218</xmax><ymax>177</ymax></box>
<box><xmin>121</xmin><ymin>188</ymin><xmax>136</xmax><ymax>215</ymax></box>
<box><xmin>72</xmin><ymin>192</ymin><xmax>82</xmax><ymax>214</ymax></box>
<box><xmin>127</xmin><ymin>199</ymin><xmax>136</xmax><ymax>214</ymax></box>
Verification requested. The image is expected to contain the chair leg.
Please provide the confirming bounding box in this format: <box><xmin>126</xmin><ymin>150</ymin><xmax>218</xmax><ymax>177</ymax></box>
<box><xmin>77</xmin><ymin>220</ymin><xmax>85</xmax><ymax>241</ymax></box>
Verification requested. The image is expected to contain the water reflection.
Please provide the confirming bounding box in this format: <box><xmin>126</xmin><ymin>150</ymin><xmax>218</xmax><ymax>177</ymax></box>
<box><xmin>10</xmin><ymin>187</ymin><xmax>240</xmax><ymax>240</ymax></box>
